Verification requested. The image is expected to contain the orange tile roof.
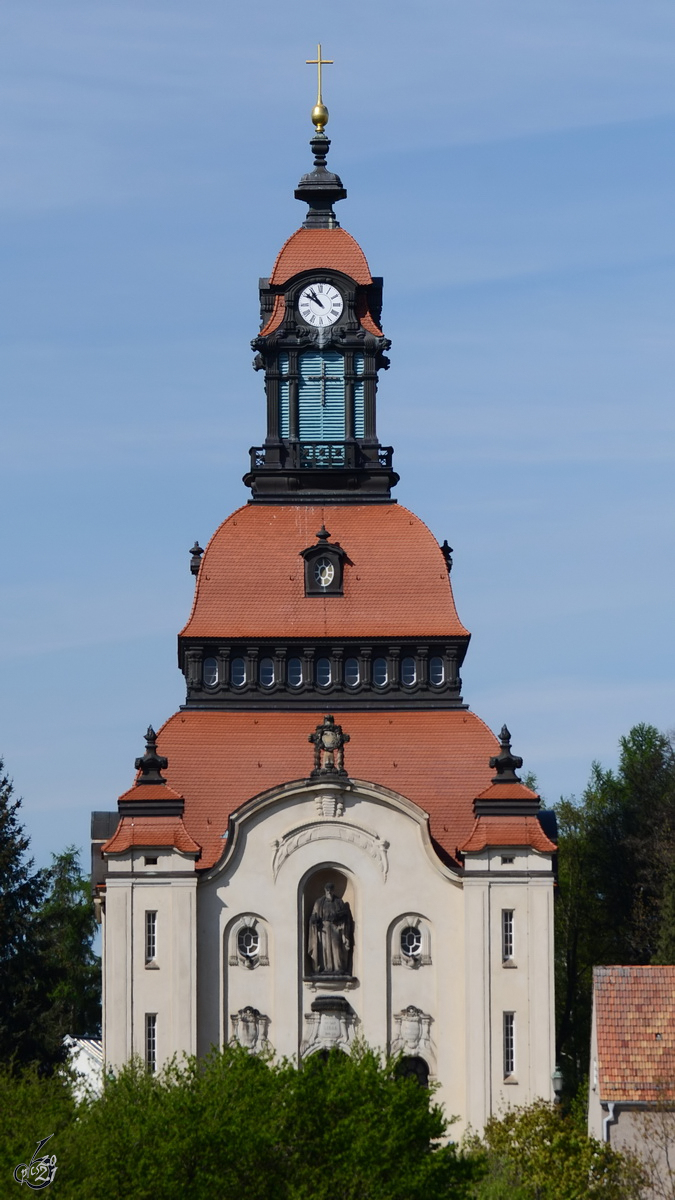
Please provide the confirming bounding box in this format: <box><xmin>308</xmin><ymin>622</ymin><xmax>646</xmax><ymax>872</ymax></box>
<box><xmin>118</xmin><ymin>782</ymin><xmax>184</xmax><ymax>804</ymax></box>
<box><xmin>181</xmin><ymin>503</ymin><xmax>469</xmax><ymax>641</ymax></box>
<box><xmin>270</xmin><ymin>228</ymin><xmax>373</xmax><ymax>286</ymax></box>
<box><xmin>459</xmin><ymin>815</ymin><xmax>556</xmax><ymax>854</ymax></box>
<box><xmin>260</xmin><ymin>294</ymin><xmax>285</xmax><ymax>336</ymax></box>
<box><xmin>594</xmin><ymin>966</ymin><xmax>675</xmax><ymax>1101</ymax></box>
<box><xmin>474</xmin><ymin>782</ymin><xmax>540</xmax><ymax>802</ymax></box>
<box><xmin>117</xmin><ymin>708</ymin><xmax>500</xmax><ymax>871</ymax></box>
<box><xmin>102</xmin><ymin>817</ymin><xmax>201</xmax><ymax>857</ymax></box>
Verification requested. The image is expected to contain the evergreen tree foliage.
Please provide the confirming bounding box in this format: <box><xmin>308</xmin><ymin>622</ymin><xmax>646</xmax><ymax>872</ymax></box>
<box><xmin>555</xmin><ymin>723</ymin><xmax>675</xmax><ymax>1094</ymax></box>
<box><xmin>0</xmin><ymin>760</ymin><xmax>101</xmax><ymax>1072</ymax></box>
<box><xmin>0</xmin><ymin>762</ymin><xmax>51</xmax><ymax>1070</ymax></box>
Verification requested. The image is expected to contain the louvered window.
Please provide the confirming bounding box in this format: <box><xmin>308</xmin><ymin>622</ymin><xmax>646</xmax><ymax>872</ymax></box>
<box><xmin>298</xmin><ymin>352</ymin><xmax>345</xmax><ymax>441</ymax></box>
<box><xmin>279</xmin><ymin>352</ymin><xmax>290</xmax><ymax>438</ymax></box>
<box><xmin>353</xmin><ymin>353</ymin><xmax>365</xmax><ymax>437</ymax></box>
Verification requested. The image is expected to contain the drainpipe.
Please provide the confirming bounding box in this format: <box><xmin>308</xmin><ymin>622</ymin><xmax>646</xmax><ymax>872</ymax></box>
<box><xmin>602</xmin><ymin>1101</ymin><xmax>617</xmax><ymax>1143</ymax></box>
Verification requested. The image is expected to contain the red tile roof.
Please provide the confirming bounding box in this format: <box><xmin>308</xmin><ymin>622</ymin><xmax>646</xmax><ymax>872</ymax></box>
<box><xmin>102</xmin><ymin>817</ymin><xmax>201</xmax><ymax>857</ymax></box>
<box><xmin>118</xmin><ymin>782</ymin><xmax>184</xmax><ymax>804</ymax></box>
<box><xmin>108</xmin><ymin>709</ymin><xmax>502</xmax><ymax>870</ymax></box>
<box><xmin>459</xmin><ymin>815</ymin><xmax>556</xmax><ymax>854</ymax></box>
<box><xmin>181</xmin><ymin>503</ymin><xmax>469</xmax><ymax>641</ymax></box>
<box><xmin>260</xmin><ymin>294</ymin><xmax>285</xmax><ymax>336</ymax></box>
<box><xmin>270</xmin><ymin>228</ymin><xmax>373</xmax><ymax>286</ymax></box>
<box><xmin>594</xmin><ymin>966</ymin><xmax>675</xmax><ymax>1101</ymax></box>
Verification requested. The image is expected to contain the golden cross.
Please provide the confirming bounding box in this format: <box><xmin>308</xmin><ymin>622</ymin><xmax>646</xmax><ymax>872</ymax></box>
<box><xmin>306</xmin><ymin>43</ymin><xmax>333</xmax><ymax>105</ymax></box>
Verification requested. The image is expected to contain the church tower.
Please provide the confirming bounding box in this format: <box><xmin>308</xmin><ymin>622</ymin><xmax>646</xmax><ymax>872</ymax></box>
<box><xmin>94</xmin><ymin>67</ymin><xmax>557</xmax><ymax>1132</ymax></box>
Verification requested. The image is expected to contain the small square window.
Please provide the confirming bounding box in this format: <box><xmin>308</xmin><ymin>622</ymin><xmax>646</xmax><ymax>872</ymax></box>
<box><xmin>144</xmin><ymin>856</ymin><xmax>158</xmax><ymax>867</ymax></box>
<box><xmin>501</xmin><ymin>856</ymin><xmax>514</xmax><ymax>866</ymax></box>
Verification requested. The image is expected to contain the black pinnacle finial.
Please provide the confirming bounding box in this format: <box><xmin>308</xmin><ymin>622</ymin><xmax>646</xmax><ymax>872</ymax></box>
<box><xmin>441</xmin><ymin>540</ymin><xmax>454</xmax><ymax>573</ymax></box>
<box><xmin>295</xmin><ymin>134</ymin><xmax>347</xmax><ymax>230</ymax></box>
<box><xmin>489</xmin><ymin>725</ymin><xmax>524</xmax><ymax>784</ymax></box>
<box><xmin>189</xmin><ymin>541</ymin><xmax>204</xmax><ymax>577</ymax></box>
<box><xmin>135</xmin><ymin>726</ymin><xmax>169</xmax><ymax>785</ymax></box>
<box><xmin>316</xmin><ymin>525</ymin><xmax>331</xmax><ymax>542</ymax></box>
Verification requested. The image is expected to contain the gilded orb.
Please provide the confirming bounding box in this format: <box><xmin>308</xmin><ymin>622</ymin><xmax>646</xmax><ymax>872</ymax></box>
<box><xmin>311</xmin><ymin>102</ymin><xmax>329</xmax><ymax>132</ymax></box>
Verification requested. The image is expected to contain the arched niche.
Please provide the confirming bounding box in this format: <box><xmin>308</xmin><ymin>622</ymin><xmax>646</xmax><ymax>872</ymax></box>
<box><xmin>395</xmin><ymin>1056</ymin><xmax>430</xmax><ymax>1088</ymax></box>
<box><xmin>389</xmin><ymin>913</ymin><xmax>432</xmax><ymax>968</ymax></box>
<box><xmin>227</xmin><ymin>913</ymin><xmax>270</xmax><ymax>969</ymax></box>
<box><xmin>301</xmin><ymin>866</ymin><xmax>356</xmax><ymax>981</ymax></box>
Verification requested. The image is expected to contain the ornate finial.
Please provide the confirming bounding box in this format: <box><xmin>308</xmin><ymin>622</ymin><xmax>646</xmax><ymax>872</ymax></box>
<box><xmin>306</xmin><ymin>43</ymin><xmax>333</xmax><ymax>133</ymax></box>
<box><xmin>316</xmin><ymin>525</ymin><xmax>330</xmax><ymax>542</ymax></box>
<box><xmin>308</xmin><ymin>714</ymin><xmax>350</xmax><ymax>778</ymax></box>
<box><xmin>489</xmin><ymin>725</ymin><xmax>524</xmax><ymax>784</ymax></box>
<box><xmin>189</xmin><ymin>541</ymin><xmax>204</xmax><ymax>577</ymax></box>
<box><xmin>135</xmin><ymin>725</ymin><xmax>169</xmax><ymax>785</ymax></box>
<box><xmin>440</xmin><ymin>540</ymin><xmax>453</xmax><ymax>574</ymax></box>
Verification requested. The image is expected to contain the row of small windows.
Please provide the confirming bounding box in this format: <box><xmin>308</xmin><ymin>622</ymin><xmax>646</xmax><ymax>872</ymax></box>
<box><xmin>203</xmin><ymin>655</ymin><xmax>447</xmax><ymax>689</ymax></box>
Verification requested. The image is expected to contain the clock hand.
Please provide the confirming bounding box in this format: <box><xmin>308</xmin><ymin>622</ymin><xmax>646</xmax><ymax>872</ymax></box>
<box><xmin>308</xmin><ymin>289</ymin><xmax>325</xmax><ymax>308</ymax></box>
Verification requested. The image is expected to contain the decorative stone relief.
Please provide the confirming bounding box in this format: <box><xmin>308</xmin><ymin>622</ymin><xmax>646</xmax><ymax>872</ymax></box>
<box><xmin>271</xmin><ymin>821</ymin><xmax>389</xmax><ymax>881</ymax></box>
<box><xmin>231</xmin><ymin>1006</ymin><xmax>270</xmax><ymax>1052</ymax></box>
<box><xmin>314</xmin><ymin>792</ymin><xmax>345</xmax><ymax>818</ymax></box>
<box><xmin>301</xmin><ymin>995</ymin><xmax>357</xmax><ymax>1058</ymax></box>
<box><xmin>391</xmin><ymin>1006</ymin><xmax>435</xmax><ymax>1065</ymax></box>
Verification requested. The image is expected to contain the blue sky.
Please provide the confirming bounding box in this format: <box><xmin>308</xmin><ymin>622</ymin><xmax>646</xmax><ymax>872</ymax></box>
<box><xmin>2</xmin><ymin>0</ymin><xmax>675</xmax><ymax>868</ymax></box>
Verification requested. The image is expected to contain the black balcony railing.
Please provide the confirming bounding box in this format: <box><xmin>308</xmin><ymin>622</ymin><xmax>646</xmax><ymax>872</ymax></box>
<box><xmin>249</xmin><ymin>442</ymin><xmax>394</xmax><ymax>472</ymax></box>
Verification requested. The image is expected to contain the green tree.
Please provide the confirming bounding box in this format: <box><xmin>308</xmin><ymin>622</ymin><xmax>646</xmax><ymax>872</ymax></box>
<box><xmin>0</xmin><ymin>762</ymin><xmax>51</xmax><ymax>1071</ymax></box>
<box><xmin>465</xmin><ymin>1100</ymin><xmax>646</xmax><ymax>1200</ymax></box>
<box><xmin>555</xmin><ymin>724</ymin><xmax>675</xmax><ymax>1094</ymax></box>
<box><xmin>39</xmin><ymin>847</ymin><xmax>101</xmax><ymax>1038</ymax></box>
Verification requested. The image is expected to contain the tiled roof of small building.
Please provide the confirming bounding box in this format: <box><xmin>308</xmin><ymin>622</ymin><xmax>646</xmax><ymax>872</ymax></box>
<box><xmin>180</xmin><ymin>503</ymin><xmax>469</xmax><ymax>641</ymax></box>
<box><xmin>459</xmin><ymin>815</ymin><xmax>555</xmax><ymax>854</ymax></box>
<box><xmin>112</xmin><ymin>708</ymin><xmax>501</xmax><ymax>870</ymax></box>
<box><xmin>102</xmin><ymin>816</ymin><xmax>201</xmax><ymax>857</ymax></box>
<box><xmin>594</xmin><ymin>965</ymin><xmax>675</xmax><ymax>1102</ymax></box>
<box><xmin>270</xmin><ymin>228</ymin><xmax>373</xmax><ymax>285</ymax></box>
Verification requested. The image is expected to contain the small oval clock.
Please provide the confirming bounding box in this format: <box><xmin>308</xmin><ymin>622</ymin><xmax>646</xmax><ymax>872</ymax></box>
<box><xmin>298</xmin><ymin>282</ymin><xmax>343</xmax><ymax>328</ymax></box>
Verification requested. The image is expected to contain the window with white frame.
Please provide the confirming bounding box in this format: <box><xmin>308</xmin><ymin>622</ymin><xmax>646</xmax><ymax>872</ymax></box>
<box><xmin>503</xmin><ymin>1012</ymin><xmax>515</xmax><ymax>1078</ymax></box>
<box><xmin>501</xmin><ymin>909</ymin><xmax>514</xmax><ymax>962</ymax></box>
<box><xmin>145</xmin><ymin>911</ymin><xmax>157</xmax><ymax>963</ymax></box>
<box><xmin>237</xmin><ymin>925</ymin><xmax>260</xmax><ymax>962</ymax></box>
<box><xmin>400</xmin><ymin>925</ymin><xmax>423</xmax><ymax>958</ymax></box>
<box><xmin>145</xmin><ymin>1013</ymin><xmax>157</xmax><ymax>1073</ymax></box>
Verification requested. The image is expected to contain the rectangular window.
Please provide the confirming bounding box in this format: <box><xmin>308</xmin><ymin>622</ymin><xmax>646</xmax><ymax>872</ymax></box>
<box><xmin>503</xmin><ymin>1012</ymin><xmax>515</xmax><ymax>1078</ymax></box>
<box><xmin>145</xmin><ymin>911</ymin><xmax>157</xmax><ymax>963</ymax></box>
<box><xmin>353</xmin><ymin>353</ymin><xmax>365</xmax><ymax>437</ymax></box>
<box><xmin>502</xmin><ymin>909</ymin><xmax>514</xmax><ymax>962</ymax></box>
<box><xmin>145</xmin><ymin>1013</ymin><xmax>157</xmax><ymax>1073</ymax></box>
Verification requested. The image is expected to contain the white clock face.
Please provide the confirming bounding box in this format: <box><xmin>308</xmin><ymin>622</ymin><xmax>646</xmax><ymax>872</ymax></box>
<box><xmin>298</xmin><ymin>282</ymin><xmax>343</xmax><ymax>328</ymax></box>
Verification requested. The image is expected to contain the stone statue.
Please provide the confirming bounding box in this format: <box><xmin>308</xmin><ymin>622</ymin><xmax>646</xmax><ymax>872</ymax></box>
<box><xmin>308</xmin><ymin>882</ymin><xmax>353</xmax><ymax>976</ymax></box>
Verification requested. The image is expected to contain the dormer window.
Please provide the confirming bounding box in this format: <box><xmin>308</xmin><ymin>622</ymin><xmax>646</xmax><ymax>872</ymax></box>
<box><xmin>300</xmin><ymin>525</ymin><xmax>348</xmax><ymax>597</ymax></box>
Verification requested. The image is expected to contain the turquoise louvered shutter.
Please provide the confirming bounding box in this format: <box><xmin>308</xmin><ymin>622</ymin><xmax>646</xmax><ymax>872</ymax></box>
<box><xmin>278</xmin><ymin>353</ymin><xmax>290</xmax><ymax>438</ymax></box>
<box><xmin>353</xmin><ymin>353</ymin><xmax>365</xmax><ymax>437</ymax></box>
<box><xmin>298</xmin><ymin>352</ymin><xmax>345</xmax><ymax>440</ymax></box>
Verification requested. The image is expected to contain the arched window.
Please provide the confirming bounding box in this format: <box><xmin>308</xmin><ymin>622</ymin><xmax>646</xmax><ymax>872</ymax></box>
<box><xmin>429</xmin><ymin>656</ymin><xmax>444</xmax><ymax>685</ymax></box>
<box><xmin>395</xmin><ymin>1057</ymin><xmax>430</xmax><ymax>1087</ymax></box>
<box><xmin>373</xmin><ymin>657</ymin><xmax>388</xmax><ymax>687</ymax></box>
<box><xmin>316</xmin><ymin>657</ymin><xmax>332</xmax><ymax>687</ymax></box>
<box><xmin>228</xmin><ymin>915</ymin><xmax>269</xmax><ymax>969</ymax></box>
<box><xmin>259</xmin><ymin>657</ymin><xmax>274</xmax><ymax>687</ymax></box>
<box><xmin>390</xmin><ymin>915</ymin><xmax>432</xmax><ymax>967</ymax></box>
<box><xmin>401</xmin><ymin>657</ymin><xmax>416</xmax><ymax>686</ymax></box>
<box><xmin>287</xmin><ymin>657</ymin><xmax>303</xmax><ymax>687</ymax></box>
<box><xmin>344</xmin><ymin>657</ymin><xmax>360</xmax><ymax>686</ymax></box>
<box><xmin>230</xmin><ymin>657</ymin><xmax>246</xmax><ymax>687</ymax></box>
<box><xmin>203</xmin><ymin>657</ymin><xmax>218</xmax><ymax>687</ymax></box>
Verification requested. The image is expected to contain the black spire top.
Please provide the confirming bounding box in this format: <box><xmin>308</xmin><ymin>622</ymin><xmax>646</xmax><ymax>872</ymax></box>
<box><xmin>134</xmin><ymin>726</ymin><xmax>169</xmax><ymax>785</ymax></box>
<box><xmin>295</xmin><ymin>133</ymin><xmax>347</xmax><ymax>230</ymax></box>
<box><xmin>489</xmin><ymin>725</ymin><xmax>524</xmax><ymax>784</ymax></box>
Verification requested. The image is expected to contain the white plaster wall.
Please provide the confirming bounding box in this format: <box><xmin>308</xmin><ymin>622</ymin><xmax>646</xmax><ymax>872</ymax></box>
<box><xmin>103</xmin><ymin>848</ymin><xmax>197</xmax><ymax>1073</ymax></box>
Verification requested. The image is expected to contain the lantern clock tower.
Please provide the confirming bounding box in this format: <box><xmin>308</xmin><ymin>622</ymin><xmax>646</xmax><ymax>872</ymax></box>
<box><xmin>93</xmin><ymin>59</ymin><xmax>557</xmax><ymax>1134</ymax></box>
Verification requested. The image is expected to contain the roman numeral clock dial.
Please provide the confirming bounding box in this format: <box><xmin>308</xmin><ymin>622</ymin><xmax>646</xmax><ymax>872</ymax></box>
<box><xmin>298</xmin><ymin>282</ymin><xmax>344</xmax><ymax>328</ymax></box>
